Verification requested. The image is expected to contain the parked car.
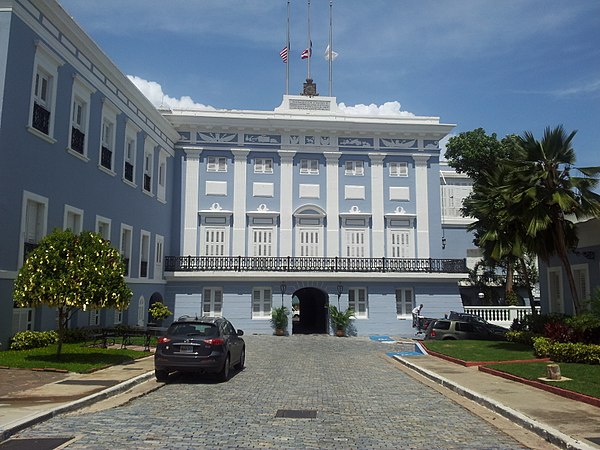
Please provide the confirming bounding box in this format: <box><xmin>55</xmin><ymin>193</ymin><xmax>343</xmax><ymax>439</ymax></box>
<box><xmin>154</xmin><ymin>316</ymin><xmax>245</xmax><ymax>382</ymax></box>
<box><xmin>424</xmin><ymin>318</ymin><xmax>508</xmax><ymax>341</ymax></box>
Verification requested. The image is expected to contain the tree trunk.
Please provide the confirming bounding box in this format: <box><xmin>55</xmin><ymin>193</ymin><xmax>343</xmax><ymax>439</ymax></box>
<box><xmin>56</xmin><ymin>306</ymin><xmax>66</xmax><ymax>359</ymax></box>
<box><xmin>554</xmin><ymin>220</ymin><xmax>581</xmax><ymax>315</ymax></box>
<box><xmin>519</xmin><ymin>257</ymin><xmax>537</xmax><ymax>315</ymax></box>
<box><xmin>505</xmin><ymin>260</ymin><xmax>514</xmax><ymax>299</ymax></box>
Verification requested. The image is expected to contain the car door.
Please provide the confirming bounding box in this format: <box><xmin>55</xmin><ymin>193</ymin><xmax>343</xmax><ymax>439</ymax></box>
<box><xmin>223</xmin><ymin>320</ymin><xmax>242</xmax><ymax>362</ymax></box>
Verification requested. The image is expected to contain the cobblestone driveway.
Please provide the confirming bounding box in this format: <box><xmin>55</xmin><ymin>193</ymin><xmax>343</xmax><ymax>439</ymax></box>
<box><xmin>13</xmin><ymin>335</ymin><xmax>530</xmax><ymax>449</ymax></box>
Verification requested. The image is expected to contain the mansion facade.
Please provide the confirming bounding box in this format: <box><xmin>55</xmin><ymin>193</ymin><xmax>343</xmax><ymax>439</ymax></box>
<box><xmin>0</xmin><ymin>0</ymin><xmax>475</xmax><ymax>347</ymax></box>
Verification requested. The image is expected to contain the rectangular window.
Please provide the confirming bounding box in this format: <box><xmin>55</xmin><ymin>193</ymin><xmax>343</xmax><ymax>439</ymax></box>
<box><xmin>207</xmin><ymin>156</ymin><xmax>227</xmax><ymax>172</ymax></box>
<box><xmin>298</xmin><ymin>227</ymin><xmax>322</xmax><ymax>257</ymax></box>
<box><xmin>204</xmin><ymin>227</ymin><xmax>227</xmax><ymax>256</ymax></box>
<box><xmin>89</xmin><ymin>309</ymin><xmax>100</xmax><ymax>327</ymax></box>
<box><xmin>69</xmin><ymin>97</ymin><xmax>87</xmax><ymax>155</ymax></box>
<box><xmin>124</xmin><ymin>135</ymin><xmax>136</xmax><ymax>184</ymax></box>
<box><xmin>144</xmin><ymin>149</ymin><xmax>153</xmax><ymax>193</ymax></box>
<box><xmin>64</xmin><ymin>206</ymin><xmax>84</xmax><ymax>234</ymax></box>
<box><xmin>23</xmin><ymin>196</ymin><xmax>46</xmax><ymax>261</ymax></box>
<box><xmin>389</xmin><ymin>162</ymin><xmax>408</xmax><ymax>177</ymax></box>
<box><xmin>154</xmin><ymin>235</ymin><xmax>164</xmax><ymax>279</ymax></box>
<box><xmin>251</xmin><ymin>228</ymin><xmax>274</xmax><ymax>257</ymax></box>
<box><xmin>348</xmin><ymin>288</ymin><xmax>368</xmax><ymax>318</ymax></box>
<box><xmin>114</xmin><ymin>309</ymin><xmax>123</xmax><ymax>325</ymax></box>
<box><xmin>120</xmin><ymin>225</ymin><xmax>133</xmax><ymax>277</ymax></box>
<box><xmin>548</xmin><ymin>268</ymin><xmax>563</xmax><ymax>314</ymax></box>
<box><xmin>100</xmin><ymin>119</ymin><xmax>115</xmax><ymax>171</ymax></box>
<box><xmin>300</xmin><ymin>159</ymin><xmax>319</xmax><ymax>175</ymax></box>
<box><xmin>441</xmin><ymin>182</ymin><xmax>472</xmax><ymax>218</ymax></box>
<box><xmin>96</xmin><ymin>217</ymin><xmax>111</xmax><ymax>241</ymax></box>
<box><xmin>344</xmin><ymin>229</ymin><xmax>367</xmax><ymax>257</ymax></box>
<box><xmin>252</xmin><ymin>288</ymin><xmax>272</xmax><ymax>319</ymax></box>
<box><xmin>395</xmin><ymin>288</ymin><xmax>414</xmax><ymax>317</ymax></box>
<box><xmin>345</xmin><ymin>160</ymin><xmax>364</xmax><ymax>176</ymax></box>
<box><xmin>137</xmin><ymin>297</ymin><xmax>145</xmax><ymax>326</ymax></box>
<box><xmin>203</xmin><ymin>288</ymin><xmax>223</xmax><ymax>316</ymax></box>
<box><xmin>572</xmin><ymin>265</ymin><xmax>590</xmax><ymax>306</ymax></box>
<box><xmin>157</xmin><ymin>150</ymin><xmax>167</xmax><ymax>202</ymax></box>
<box><xmin>32</xmin><ymin>69</ymin><xmax>52</xmax><ymax>135</ymax></box>
<box><xmin>389</xmin><ymin>230</ymin><xmax>412</xmax><ymax>258</ymax></box>
<box><xmin>140</xmin><ymin>231</ymin><xmax>150</xmax><ymax>278</ymax></box>
<box><xmin>254</xmin><ymin>158</ymin><xmax>273</xmax><ymax>174</ymax></box>
<box><xmin>12</xmin><ymin>307</ymin><xmax>33</xmax><ymax>335</ymax></box>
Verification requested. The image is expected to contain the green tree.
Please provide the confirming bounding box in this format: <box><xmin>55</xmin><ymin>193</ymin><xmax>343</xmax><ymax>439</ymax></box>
<box><xmin>13</xmin><ymin>229</ymin><xmax>132</xmax><ymax>357</ymax></box>
<box><xmin>508</xmin><ymin>126</ymin><xmax>600</xmax><ymax>315</ymax></box>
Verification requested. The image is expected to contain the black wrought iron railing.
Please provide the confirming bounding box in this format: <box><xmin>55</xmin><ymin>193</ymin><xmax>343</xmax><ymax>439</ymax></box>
<box><xmin>32</xmin><ymin>103</ymin><xmax>50</xmax><ymax>134</ymax></box>
<box><xmin>143</xmin><ymin>174</ymin><xmax>152</xmax><ymax>192</ymax></box>
<box><xmin>71</xmin><ymin>127</ymin><xmax>85</xmax><ymax>154</ymax></box>
<box><xmin>164</xmin><ymin>256</ymin><xmax>468</xmax><ymax>274</ymax></box>
<box><xmin>124</xmin><ymin>162</ymin><xmax>134</xmax><ymax>182</ymax></box>
<box><xmin>101</xmin><ymin>146</ymin><xmax>112</xmax><ymax>170</ymax></box>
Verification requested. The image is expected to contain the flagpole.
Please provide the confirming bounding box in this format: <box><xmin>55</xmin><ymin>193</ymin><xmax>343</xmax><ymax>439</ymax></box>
<box><xmin>307</xmin><ymin>0</ymin><xmax>311</xmax><ymax>80</ymax></box>
<box><xmin>286</xmin><ymin>0</ymin><xmax>290</xmax><ymax>95</ymax></box>
<box><xmin>328</xmin><ymin>0</ymin><xmax>333</xmax><ymax>96</ymax></box>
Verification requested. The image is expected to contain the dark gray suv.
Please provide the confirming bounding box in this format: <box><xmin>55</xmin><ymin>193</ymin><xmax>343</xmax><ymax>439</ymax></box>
<box><xmin>154</xmin><ymin>316</ymin><xmax>245</xmax><ymax>382</ymax></box>
<box><xmin>424</xmin><ymin>319</ymin><xmax>508</xmax><ymax>341</ymax></box>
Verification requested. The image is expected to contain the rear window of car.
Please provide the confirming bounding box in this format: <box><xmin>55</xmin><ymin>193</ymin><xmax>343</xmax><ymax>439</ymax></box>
<box><xmin>432</xmin><ymin>320</ymin><xmax>451</xmax><ymax>330</ymax></box>
<box><xmin>168</xmin><ymin>323</ymin><xmax>218</xmax><ymax>337</ymax></box>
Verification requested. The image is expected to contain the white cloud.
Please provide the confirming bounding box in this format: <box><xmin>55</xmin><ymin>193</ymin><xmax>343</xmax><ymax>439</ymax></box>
<box><xmin>127</xmin><ymin>75</ymin><xmax>216</xmax><ymax>111</ymax></box>
<box><xmin>338</xmin><ymin>101</ymin><xmax>415</xmax><ymax>117</ymax></box>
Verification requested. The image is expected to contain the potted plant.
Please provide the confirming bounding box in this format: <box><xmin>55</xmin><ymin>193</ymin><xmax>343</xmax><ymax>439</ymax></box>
<box><xmin>328</xmin><ymin>305</ymin><xmax>354</xmax><ymax>337</ymax></box>
<box><xmin>270</xmin><ymin>306</ymin><xmax>289</xmax><ymax>336</ymax></box>
<box><xmin>148</xmin><ymin>301</ymin><xmax>173</xmax><ymax>326</ymax></box>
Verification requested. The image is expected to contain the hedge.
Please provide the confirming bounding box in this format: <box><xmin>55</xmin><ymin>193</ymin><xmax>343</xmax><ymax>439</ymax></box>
<box><xmin>533</xmin><ymin>337</ymin><xmax>600</xmax><ymax>364</ymax></box>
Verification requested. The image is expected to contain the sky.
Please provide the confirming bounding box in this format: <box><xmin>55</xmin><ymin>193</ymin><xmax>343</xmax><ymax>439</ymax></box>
<box><xmin>57</xmin><ymin>0</ymin><xmax>600</xmax><ymax>167</ymax></box>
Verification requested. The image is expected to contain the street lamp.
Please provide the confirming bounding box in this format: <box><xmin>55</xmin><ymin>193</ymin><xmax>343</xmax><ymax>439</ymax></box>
<box><xmin>336</xmin><ymin>283</ymin><xmax>343</xmax><ymax>308</ymax></box>
<box><xmin>280</xmin><ymin>281</ymin><xmax>287</xmax><ymax>307</ymax></box>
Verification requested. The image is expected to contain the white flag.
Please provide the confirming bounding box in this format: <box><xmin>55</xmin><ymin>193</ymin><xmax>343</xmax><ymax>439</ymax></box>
<box><xmin>324</xmin><ymin>44</ymin><xmax>338</xmax><ymax>61</ymax></box>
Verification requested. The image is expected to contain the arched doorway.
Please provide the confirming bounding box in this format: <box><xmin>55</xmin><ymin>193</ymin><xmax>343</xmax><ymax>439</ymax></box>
<box><xmin>292</xmin><ymin>287</ymin><xmax>328</xmax><ymax>334</ymax></box>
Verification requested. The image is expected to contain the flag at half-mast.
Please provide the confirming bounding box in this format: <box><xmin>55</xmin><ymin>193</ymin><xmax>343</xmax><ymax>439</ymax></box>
<box><xmin>324</xmin><ymin>44</ymin><xmax>338</xmax><ymax>61</ymax></box>
<box><xmin>301</xmin><ymin>40</ymin><xmax>312</xmax><ymax>59</ymax></box>
<box><xmin>280</xmin><ymin>46</ymin><xmax>289</xmax><ymax>63</ymax></box>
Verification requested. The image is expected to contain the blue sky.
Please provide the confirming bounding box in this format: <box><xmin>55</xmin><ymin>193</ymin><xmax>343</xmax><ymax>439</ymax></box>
<box><xmin>58</xmin><ymin>0</ymin><xmax>600</xmax><ymax>166</ymax></box>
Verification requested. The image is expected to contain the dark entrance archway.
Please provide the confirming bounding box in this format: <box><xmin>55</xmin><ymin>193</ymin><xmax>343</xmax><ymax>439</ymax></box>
<box><xmin>292</xmin><ymin>287</ymin><xmax>329</xmax><ymax>334</ymax></box>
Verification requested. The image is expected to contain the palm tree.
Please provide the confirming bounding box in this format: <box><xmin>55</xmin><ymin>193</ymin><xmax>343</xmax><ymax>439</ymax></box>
<box><xmin>508</xmin><ymin>125</ymin><xmax>600</xmax><ymax>315</ymax></box>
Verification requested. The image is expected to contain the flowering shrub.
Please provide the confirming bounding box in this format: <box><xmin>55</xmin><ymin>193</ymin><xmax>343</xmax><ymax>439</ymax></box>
<box><xmin>10</xmin><ymin>330</ymin><xmax>58</xmax><ymax>350</ymax></box>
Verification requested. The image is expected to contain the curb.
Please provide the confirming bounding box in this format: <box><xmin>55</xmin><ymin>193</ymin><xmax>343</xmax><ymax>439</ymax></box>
<box><xmin>393</xmin><ymin>356</ymin><xmax>596</xmax><ymax>450</ymax></box>
<box><xmin>0</xmin><ymin>370</ymin><xmax>157</xmax><ymax>442</ymax></box>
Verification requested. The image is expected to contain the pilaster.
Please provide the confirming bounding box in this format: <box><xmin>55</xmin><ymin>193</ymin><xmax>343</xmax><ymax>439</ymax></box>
<box><xmin>232</xmin><ymin>149</ymin><xmax>250</xmax><ymax>255</ymax></box>
<box><xmin>413</xmin><ymin>154</ymin><xmax>431</xmax><ymax>258</ymax></box>
<box><xmin>182</xmin><ymin>149</ymin><xmax>201</xmax><ymax>255</ymax></box>
<box><xmin>369</xmin><ymin>153</ymin><xmax>386</xmax><ymax>257</ymax></box>
<box><xmin>279</xmin><ymin>150</ymin><xmax>296</xmax><ymax>256</ymax></box>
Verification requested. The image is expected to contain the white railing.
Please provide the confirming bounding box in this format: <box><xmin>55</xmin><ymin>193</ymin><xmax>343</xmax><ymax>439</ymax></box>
<box><xmin>463</xmin><ymin>306</ymin><xmax>541</xmax><ymax>328</ymax></box>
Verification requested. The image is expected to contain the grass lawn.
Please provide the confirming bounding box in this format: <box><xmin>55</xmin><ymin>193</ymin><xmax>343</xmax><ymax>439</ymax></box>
<box><xmin>423</xmin><ymin>340</ymin><xmax>537</xmax><ymax>362</ymax></box>
<box><xmin>0</xmin><ymin>343</ymin><xmax>151</xmax><ymax>373</ymax></box>
<box><xmin>487</xmin><ymin>362</ymin><xmax>600</xmax><ymax>399</ymax></box>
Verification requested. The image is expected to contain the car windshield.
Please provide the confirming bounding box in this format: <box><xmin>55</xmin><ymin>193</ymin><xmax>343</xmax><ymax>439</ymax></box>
<box><xmin>168</xmin><ymin>323</ymin><xmax>218</xmax><ymax>337</ymax></box>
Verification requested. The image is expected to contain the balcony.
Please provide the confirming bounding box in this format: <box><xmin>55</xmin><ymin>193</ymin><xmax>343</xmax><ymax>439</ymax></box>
<box><xmin>164</xmin><ymin>256</ymin><xmax>468</xmax><ymax>274</ymax></box>
<box><xmin>124</xmin><ymin>162</ymin><xmax>134</xmax><ymax>182</ymax></box>
<box><xmin>71</xmin><ymin>127</ymin><xmax>85</xmax><ymax>154</ymax></box>
<box><xmin>32</xmin><ymin>103</ymin><xmax>50</xmax><ymax>135</ymax></box>
<box><xmin>101</xmin><ymin>146</ymin><xmax>112</xmax><ymax>170</ymax></box>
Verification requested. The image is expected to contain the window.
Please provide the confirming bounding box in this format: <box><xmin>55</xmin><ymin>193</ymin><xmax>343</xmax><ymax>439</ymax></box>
<box><xmin>207</xmin><ymin>156</ymin><xmax>227</xmax><ymax>172</ymax></box>
<box><xmin>143</xmin><ymin>144</ymin><xmax>154</xmax><ymax>193</ymax></box>
<box><xmin>548</xmin><ymin>268</ymin><xmax>563</xmax><ymax>314</ymax></box>
<box><xmin>29</xmin><ymin>44</ymin><xmax>61</xmax><ymax>139</ymax></box>
<box><xmin>114</xmin><ymin>309</ymin><xmax>123</xmax><ymax>325</ymax></box>
<box><xmin>348</xmin><ymin>288</ymin><xmax>368</xmax><ymax>318</ymax></box>
<box><xmin>300</xmin><ymin>159</ymin><xmax>319</xmax><ymax>175</ymax></box>
<box><xmin>21</xmin><ymin>192</ymin><xmax>48</xmax><ymax>264</ymax></box>
<box><xmin>68</xmin><ymin>77</ymin><xmax>93</xmax><ymax>157</ymax></box>
<box><xmin>203</xmin><ymin>227</ymin><xmax>228</xmax><ymax>256</ymax></box>
<box><xmin>573</xmin><ymin>265</ymin><xmax>591</xmax><ymax>307</ymax></box>
<box><xmin>140</xmin><ymin>231</ymin><xmax>150</xmax><ymax>278</ymax></box>
<box><xmin>297</xmin><ymin>227</ymin><xmax>322</xmax><ymax>257</ymax></box>
<box><xmin>120</xmin><ymin>225</ymin><xmax>133</xmax><ymax>277</ymax></box>
<box><xmin>100</xmin><ymin>113</ymin><xmax>116</xmax><ymax>172</ymax></box>
<box><xmin>389</xmin><ymin>162</ymin><xmax>408</xmax><ymax>177</ymax></box>
<box><xmin>389</xmin><ymin>229</ymin><xmax>412</xmax><ymax>258</ymax></box>
<box><xmin>252</xmin><ymin>288</ymin><xmax>272</xmax><ymax>318</ymax></box>
<box><xmin>203</xmin><ymin>288</ymin><xmax>223</xmax><ymax>316</ymax></box>
<box><xmin>254</xmin><ymin>158</ymin><xmax>273</xmax><ymax>174</ymax></box>
<box><xmin>157</xmin><ymin>150</ymin><xmax>167</xmax><ymax>202</ymax></box>
<box><xmin>64</xmin><ymin>205</ymin><xmax>84</xmax><ymax>234</ymax></box>
<box><xmin>345</xmin><ymin>160</ymin><xmax>364</xmax><ymax>176</ymax></box>
<box><xmin>154</xmin><ymin>235</ymin><xmax>164</xmax><ymax>280</ymax></box>
<box><xmin>123</xmin><ymin>127</ymin><xmax>138</xmax><ymax>185</ymax></box>
<box><xmin>137</xmin><ymin>296</ymin><xmax>145</xmax><ymax>326</ymax></box>
<box><xmin>12</xmin><ymin>307</ymin><xmax>33</xmax><ymax>335</ymax></box>
<box><xmin>344</xmin><ymin>229</ymin><xmax>368</xmax><ymax>257</ymax></box>
<box><xmin>441</xmin><ymin>181</ymin><xmax>472</xmax><ymax>219</ymax></box>
<box><xmin>89</xmin><ymin>309</ymin><xmax>100</xmax><ymax>326</ymax></box>
<box><xmin>395</xmin><ymin>288</ymin><xmax>414</xmax><ymax>317</ymax></box>
<box><xmin>251</xmin><ymin>228</ymin><xmax>274</xmax><ymax>257</ymax></box>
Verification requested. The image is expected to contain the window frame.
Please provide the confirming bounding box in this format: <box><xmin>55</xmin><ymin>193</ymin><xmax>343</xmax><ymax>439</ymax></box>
<box><xmin>250</xmin><ymin>227</ymin><xmax>275</xmax><ymax>257</ymax></box>
<box><xmin>395</xmin><ymin>288</ymin><xmax>414</xmax><ymax>318</ymax></box>
<box><xmin>252</xmin><ymin>287</ymin><xmax>273</xmax><ymax>319</ymax></box>
<box><xmin>202</xmin><ymin>287</ymin><xmax>223</xmax><ymax>317</ymax></box>
<box><xmin>299</xmin><ymin>159</ymin><xmax>319</xmax><ymax>175</ymax></box>
<box><xmin>389</xmin><ymin>161</ymin><xmax>408</xmax><ymax>177</ymax></box>
<box><xmin>254</xmin><ymin>158</ymin><xmax>274</xmax><ymax>174</ymax></box>
<box><xmin>63</xmin><ymin>205</ymin><xmax>84</xmax><ymax>234</ymax></box>
<box><xmin>348</xmin><ymin>287</ymin><xmax>368</xmax><ymax>319</ymax></box>
<box><xmin>99</xmin><ymin>102</ymin><xmax>118</xmax><ymax>174</ymax></box>
<box><xmin>143</xmin><ymin>141</ymin><xmax>155</xmax><ymax>195</ymax></box>
<box><xmin>154</xmin><ymin>234</ymin><xmax>164</xmax><ymax>280</ymax></box>
<box><xmin>202</xmin><ymin>226</ymin><xmax>229</xmax><ymax>256</ymax></box>
<box><xmin>120</xmin><ymin>224</ymin><xmax>133</xmax><ymax>278</ymax></box>
<box><xmin>345</xmin><ymin>160</ymin><xmax>365</xmax><ymax>176</ymax></box>
<box><xmin>139</xmin><ymin>230</ymin><xmax>150</xmax><ymax>279</ymax></box>
<box><xmin>207</xmin><ymin>156</ymin><xmax>227</xmax><ymax>173</ymax></box>
<box><xmin>123</xmin><ymin>124</ymin><xmax>139</xmax><ymax>186</ymax></box>
<box><xmin>157</xmin><ymin>149</ymin><xmax>168</xmax><ymax>202</ymax></box>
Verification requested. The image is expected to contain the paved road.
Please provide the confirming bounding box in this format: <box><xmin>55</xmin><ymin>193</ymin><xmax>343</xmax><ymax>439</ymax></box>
<box><xmin>11</xmin><ymin>335</ymin><xmax>534</xmax><ymax>449</ymax></box>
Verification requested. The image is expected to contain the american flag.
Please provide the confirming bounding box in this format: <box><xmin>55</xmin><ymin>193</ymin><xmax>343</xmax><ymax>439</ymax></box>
<box><xmin>280</xmin><ymin>46</ymin><xmax>289</xmax><ymax>63</ymax></box>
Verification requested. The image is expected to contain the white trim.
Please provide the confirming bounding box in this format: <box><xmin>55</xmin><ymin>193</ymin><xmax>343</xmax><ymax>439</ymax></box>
<box><xmin>139</xmin><ymin>229</ymin><xmax>151</xmax><ymax>279</ymax></box>
<box><xmin>279</xmin><ymin>150</ymin><xmax>296</xmax><ymax>256</ymax></box>
<box><xmin>19</xmin><ymin>191</ymin><xmax>48</xmax><ymax>268</ymax></box>
<box><xmin>63</xmin><ymin>205</ymin><xmax>84</xmax><ymax>234</ymax></box>
<box><xmin>413</xmin><ymin>155</ymin><xmax>430</xmax><ymax>258</ymax></box>
<box><xmin>232</xmin><ymin>149</ymin><xmax>249</xmax><ymax>255</ymax></box>
<box><xmin>182</xmin><ymin>152</ymin><xmax>200</xmax><ymax>255</ymax></box>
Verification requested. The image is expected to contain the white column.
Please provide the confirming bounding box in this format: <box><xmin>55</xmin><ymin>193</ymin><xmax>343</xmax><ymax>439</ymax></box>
<box><xmin>279</xmin><ymin>150</ymin><xmax>295</xmax><ymax>256</ymax></box>
<box><xmin>325</xmin><ymin>152</ymin><xmax>341</xmax><ymax>256</ymax></box>
<box><xmin>413</xmin><ymin>154</ymin><xmax>431</xmax><ymax>258</ymax></box>
<box><xmin>369</xmin><ymin>153</ymin><xmax>386</xmax><ymax>257</ymax></box>
<box><xmin>182</xmin><ymin>149</ymin><xmax>201</xmax><ymax>256</ymax></box>
<box><xmin>232</xmin><ymin>149</ymin><xmax>249</xmax><ymax>256</ymax></box>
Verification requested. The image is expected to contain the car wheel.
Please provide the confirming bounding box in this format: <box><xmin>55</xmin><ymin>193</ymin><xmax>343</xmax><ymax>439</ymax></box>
<box><xmin>218</xmin><ymin>354</ymin><xmax>230</xmax><ymax>382</ymax></box>
<box><xmin>235</xmin><ymin>347</ymin><xmax>245</xmax><ymax>370</ymax></box>
<box><xmin>155</xmin><ymin>369</ymin><xmax>169</xmax><ymax>382</ymax></box>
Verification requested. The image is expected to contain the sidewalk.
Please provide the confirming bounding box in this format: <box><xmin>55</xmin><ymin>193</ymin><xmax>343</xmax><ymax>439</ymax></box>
<box><xmin>0</xmin><ymin>353</ymin><xmax>156</xmax><ymax>442</ymax></box>
<box><xmin>390</xmin><ymin>340</ymin><xmax>600</xmax><ymax>450</ymax></box>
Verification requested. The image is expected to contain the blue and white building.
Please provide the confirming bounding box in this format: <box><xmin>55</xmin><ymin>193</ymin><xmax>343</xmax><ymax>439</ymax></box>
<box><xmin>0</xmin><ymin>0</ymin><xmax>475</xmax><ymax>348</ymax></box>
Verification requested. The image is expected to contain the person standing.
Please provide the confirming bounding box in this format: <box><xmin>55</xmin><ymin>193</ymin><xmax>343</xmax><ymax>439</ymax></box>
<box><xmin>412</xmin><ymin>304</ymin><xmax>423</xmax><ymax>330</ymax></box>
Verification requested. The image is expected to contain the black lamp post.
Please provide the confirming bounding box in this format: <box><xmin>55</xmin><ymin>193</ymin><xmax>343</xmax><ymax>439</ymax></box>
<box><xmin>336</xmin><ymin>283</ymin><xmax>343</xmax><ymax>308</ymax></box>
<box><xmin>280</xmin><ymin>281</ymin><xmax>287</xmax><ymax>307</ymax></box>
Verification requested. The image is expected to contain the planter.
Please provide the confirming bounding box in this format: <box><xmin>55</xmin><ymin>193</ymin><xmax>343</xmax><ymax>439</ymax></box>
<box><xmin>275</xmin><ymin>328</ymin><xmax>285</xmax><ymax>336</ymax></box>
<box><xmin>335</xmin><ymin>329</ymin><xmax>345</xmax><ymax>337</ymax></box>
